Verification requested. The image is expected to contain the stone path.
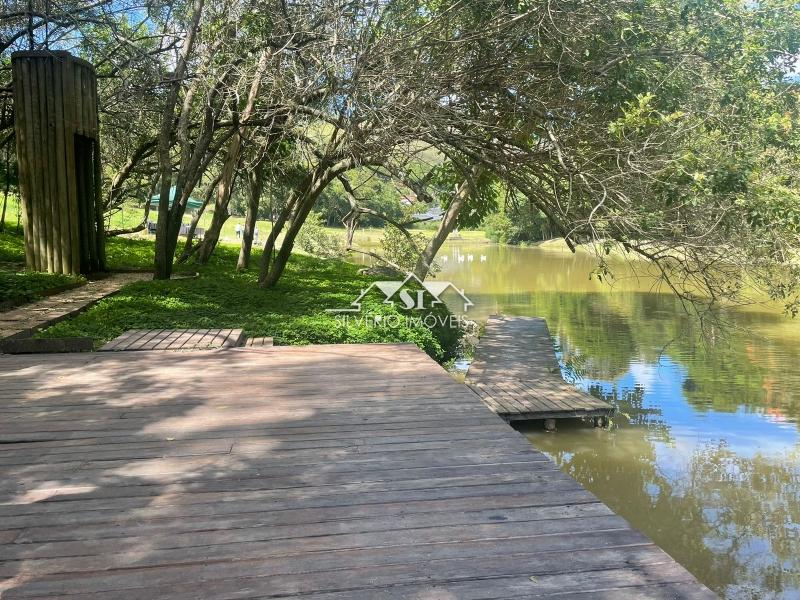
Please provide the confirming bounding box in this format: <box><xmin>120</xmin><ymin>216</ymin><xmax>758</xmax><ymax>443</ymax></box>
<box><xmin>0</xmin><ymin>272</ymin><xmax>150</xmax><ymax>340</ymax></box>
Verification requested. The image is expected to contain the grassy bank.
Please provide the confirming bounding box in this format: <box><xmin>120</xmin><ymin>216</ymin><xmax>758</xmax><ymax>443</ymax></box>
<box><xmin>1</xmin><ymin>222</ymin><xmax>86</xmax><ymax>305</ymax></box>
<box><xmin>107</xmin><ymin>202</ymin><xmax>489</xmax><ymax>247</ymax></box>
<box><xmin>2</xmin><ymin>199</ymin><xmax>464</xmax><ymax>361</ymax></box>
<box><xmin>35</xmin><ymin>240</ymin><xmax>461</xmax><ymax>362</ymax></box>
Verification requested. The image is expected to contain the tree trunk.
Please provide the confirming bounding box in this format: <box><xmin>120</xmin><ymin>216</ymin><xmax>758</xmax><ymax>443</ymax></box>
<box><xmin>260</xmin><ymin>191</ymin><xmax>316</xmax><ymax>288</ymax></box>
<box><xmin>178</xmin><ymin>171</ymin><xmax>222</xmax><ymax>263</ymax></box>
<box><xmin>194</xmin><ymin>161</ymin><xmax>237</xmax><ymax>264</ymax></box>
<box><xmin>0</xmin><ymin>116</ymin><xmax>10</xmax><ymax>232</ymax></box>
<box><xmin>154</xmin><ymin>0</ymin><xmax>205</xmax><ymax>279</ymax></box>
<box><xmin>194</xmin><ymin>50</ymin><xmax>271</xmax><ymax>266</ymax></box>
<box><xmin>343</xmin><ymin>209</ymin><xmax>359</xmax><ymax>247</ymax></box>
<box><xmin>258</xmin><ymin>190</ymin><xmax>297</xmax><ymax>284</ymax></box>
<box><xmin>260</xmin><ymin>162</ymin><xmax>351</xmax><ymax>288</ymax></box>
<box><xmin>0</xmin><ymin>189</ymin><xmax>7</xmax><ymax>231</ymax></box>
<box><xmin>238</xmin><ymin>160</ymin><xmax>265</xmax><ymax>270</ymax></box>
<box><xmin>413</xmin><ymin>168</ymin><xmax>478</xmax><ymax>280</ymax></box>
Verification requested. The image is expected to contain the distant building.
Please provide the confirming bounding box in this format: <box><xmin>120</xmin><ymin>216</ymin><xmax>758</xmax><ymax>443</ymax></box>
<box><xmin>411</xmin><ymin>204</ymin><xmax>444</xmax><ymax>222</ymax></box>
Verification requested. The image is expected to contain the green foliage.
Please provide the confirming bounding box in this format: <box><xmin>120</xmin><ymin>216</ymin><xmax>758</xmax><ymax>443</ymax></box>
<box><xmin>38</xmin><ymin>242</ymin><xmax>461</xmax><ymax>362</ymax></box>
<box><xmin>428</xmin><ymin>161</ymin><xmax>498</xmax><ymax>229</ymax></box>
<box><xmin>0</xmin><ymin>228</ymin><xmax>24</xmax><ymax>263</ymax></box>
<box><xmin>316</xmin><ymin>169</ymin><xmax>405</xmax><ymax>227</ymax></box>
<box><xmin>482</xmin><ymin>212</ymin><xmax>514</xmax><ymax>244</ymax></box>
<box><xmin>0</xmin><ymin>271</ymin><xmax>83</xmax><ymax>304</ymax></box>
<box><xmin>296</xmin><ymin>212</ymin><xmax>345</xmax><ymax>259</ymax></box>
<box><xmin>608</xmin><ymin>93</ymin><xmax>684</xmax><ymax>139</ymax></box>
<box><xmin>379</xmin><ymin>226</ymin><xmax>431</xmax><ymax>272</ymax></box>
<box><xmin>483</xmin><ymin>204</ymin><xmax>554</xmax><ymax>245</ymax></box>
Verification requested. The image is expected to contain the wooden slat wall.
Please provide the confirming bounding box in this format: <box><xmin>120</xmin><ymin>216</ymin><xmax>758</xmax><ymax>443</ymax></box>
<box><xmin>11</xmin><ymin>51</ymin><xmax>105</xmax><ymax>275</ymax></box>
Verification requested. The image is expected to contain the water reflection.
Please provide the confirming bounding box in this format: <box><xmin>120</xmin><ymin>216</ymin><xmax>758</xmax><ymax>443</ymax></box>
<box><xmin>433</xmin><ymin>240</ymin><xmax>800</xmax><ymax>599</ymax></box>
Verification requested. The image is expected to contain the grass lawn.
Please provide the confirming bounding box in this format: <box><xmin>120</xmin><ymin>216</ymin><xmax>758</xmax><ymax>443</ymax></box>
<box><xmin>0</xmin><ymin>268</ymin><xmax>83</xmax><ymax>305</ymax></box>
<box><xmin>36</xmin><ymin>239</ymin><xmax>462</xmax><ymax>362</ymax></box>
<box><xmin>1</xmin><ymin>203</ymin><xmax>85</xmax><ymax>305</ymax></box>
<box><xmin>107</xmin><ymin>201</ymin><xmax>489</xmax><ymax>247</ymax></box>
<box><xmin>2</xmin><ymin>195</ymin><xmax>466</xmax><ymax>361</ymax></box>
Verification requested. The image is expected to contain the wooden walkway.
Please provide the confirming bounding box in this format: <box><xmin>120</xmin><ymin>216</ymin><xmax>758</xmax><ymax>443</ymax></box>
<box><xmin>99</xmin><ymin>328</ymin><xmax>245</xmax><ymax>352</ymax></box>
<box><xmin>0</xmin><ymin>344</ymin><xmax>714</xmax><ymax>599</ymax></box>
<box><xmin>467</xmin><ymin>316</ymin><xmax>613</xmax><ymax>423</ymax></box>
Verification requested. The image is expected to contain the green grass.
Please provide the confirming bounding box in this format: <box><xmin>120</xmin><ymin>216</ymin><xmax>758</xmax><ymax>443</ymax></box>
<box><xmin>0</xmin><ymin>229</ymin><xmax>24</xmax><ymax>263</ymax></box>
<box><xmin>107</xmin><ymin>202</ymin><xmax>489</xmax><ymax>248</ymax></box>
<box><xmin>1</xmin><ymin>222</ymin><xmax>170</xmax><ymax>271</ymax></box>
<box><xmin>0</xmin><ymin>270</ymin><xmax>83</xmax><ymax>304</ymax></box>
<box><xmin>0</xmin><ymin>221</ymin><xmax>85</xmax><ymax>305</ymax></box>
<box><xmin>38</xmin><ymin>242</ymin><xmax>462</xmax><ymax>362</ymax></box>
<box><xmin>3</xmin><ymin>196</ymin><xmax>465</xmax><ymax>361</ymax></box>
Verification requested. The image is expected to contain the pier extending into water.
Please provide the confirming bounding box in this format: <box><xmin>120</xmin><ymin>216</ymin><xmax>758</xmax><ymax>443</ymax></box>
<box><xmin>0</xmin><ymin>342</ymin><xmax>712</xmax><ymax>598</ymax></box>
<box><xmin>468</xmin><ymin>315</ymin><xmax>613</xmax><ymax>428</ymax></box>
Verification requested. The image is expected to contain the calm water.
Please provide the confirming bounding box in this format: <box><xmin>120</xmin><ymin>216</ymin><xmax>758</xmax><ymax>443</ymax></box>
<box><xmin>433</xmin><ymin>241</ymin><xmax>800</xmax><ymax>600</ymax></box>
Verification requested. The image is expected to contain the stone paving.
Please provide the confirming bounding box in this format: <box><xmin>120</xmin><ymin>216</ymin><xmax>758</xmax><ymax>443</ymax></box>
<box><xmin>0</xmin><ymin>272</ymin><xmax>150</xmax><ymax>340</ymax></box>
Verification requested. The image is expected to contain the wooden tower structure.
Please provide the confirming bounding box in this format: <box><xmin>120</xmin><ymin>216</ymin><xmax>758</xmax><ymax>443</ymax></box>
<box><xmin>11</xmin><ymin>51</ymin><xmax>105</xmax><ymax>275</ymax></box>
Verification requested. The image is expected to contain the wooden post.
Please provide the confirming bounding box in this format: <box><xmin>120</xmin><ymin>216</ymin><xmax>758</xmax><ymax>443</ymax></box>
<box><xmin>11</xmin><ymin>51</ymin><xmax>105</xmax><ymax>275</ymax></box>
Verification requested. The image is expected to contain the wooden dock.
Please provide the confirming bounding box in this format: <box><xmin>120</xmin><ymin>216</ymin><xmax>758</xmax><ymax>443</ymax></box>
<box><xmin>467</xmin><ymin>316</ymin><xmax>613</xmax><ymax>425</ymax></box>
<box><xmin>99</xmin><ymin>328</ymin><xmax>245</xmax><ymax>352</ymax></box>
<box><xmin>0</xmin><ymin>344</ymin><xmax>714</xmax><ymax>598</ymax></box>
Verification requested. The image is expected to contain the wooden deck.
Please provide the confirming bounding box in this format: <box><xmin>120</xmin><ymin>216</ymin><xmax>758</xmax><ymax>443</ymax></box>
<box><xmin>0</xmin><ymin>344</ymin><xmax>714</xmax><ymax>599</ymax></box>
<box><xmin>467</xmin><ymin>316</ymin><xmax>613</xmax><ymax>423</ymax></box>
<box><xmin>99</xmin><ymin>328</ymin><xmax>245</xmax><ymax>352</ymax></box>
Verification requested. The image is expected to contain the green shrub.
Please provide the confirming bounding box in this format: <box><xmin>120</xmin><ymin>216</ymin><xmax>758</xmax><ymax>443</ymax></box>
<box><xmin>296</xmin><ymin>212</ymin><xmax>345</xmax><ymax>259</ymax></box>
<box><xmin>482</xmin><ymin>212</ymin><xmax>515</xmax><ymax>244</ymax></box>
<box><xmin>379</xmin><ymin>226</ymin><xmax>431</xmax><ymax>273</ymax></box>
<box><xmin>483</xmin><ymin>209</ymin><xmax>555</xmax><ymax>245</ymax></box>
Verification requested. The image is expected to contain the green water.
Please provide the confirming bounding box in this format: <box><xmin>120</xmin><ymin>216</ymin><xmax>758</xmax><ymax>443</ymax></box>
<box><xmin>434</xmin><ymin>241</ymin><xmax>800</xmax><ymax>599</ymax></box>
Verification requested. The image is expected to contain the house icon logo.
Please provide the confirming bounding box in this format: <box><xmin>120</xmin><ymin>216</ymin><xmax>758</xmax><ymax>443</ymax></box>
<box><xmin>326</xmin><ymin>273</ymin><xmax>474</xmax><ymax>313</ymax></box>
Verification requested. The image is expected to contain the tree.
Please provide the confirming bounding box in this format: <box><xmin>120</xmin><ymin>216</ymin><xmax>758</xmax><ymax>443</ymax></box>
<box><xmin>374</xmin><ymin>0</ymin><xmax>800</xmax><ymax>318</ymax></box>
<box><xmin>1</xmin><ymin>0</ymin><xmax>798</xmax><ymax>322</ymax></box>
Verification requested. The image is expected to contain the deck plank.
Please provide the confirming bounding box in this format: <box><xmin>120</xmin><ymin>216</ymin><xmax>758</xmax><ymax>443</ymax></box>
<box><xmin>0</xmin><ymin>344</ymin><xmax>713</xmax><ymax>599</ymax></box>
<box><xmin>467</xmin><ymin>316</ymin><xmax>614</xmax><ymax>421</ymax></box>
<box><xmin>99</xmin><ymin>329</ymin><xmax>245</xmax><ymax>352</ymax></box>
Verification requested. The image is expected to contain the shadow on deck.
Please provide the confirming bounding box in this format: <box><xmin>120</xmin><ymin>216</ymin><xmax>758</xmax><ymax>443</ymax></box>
<box><xmin>0</xmin><ymin>343</ymin><xmax>712</xmax><ymax>598</ymax></box>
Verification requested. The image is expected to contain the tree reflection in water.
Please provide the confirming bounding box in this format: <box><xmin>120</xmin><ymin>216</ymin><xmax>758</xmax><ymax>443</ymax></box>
<box><xmin>523</xmin><ymin>372</ymin><xmax>800</xmax><ymax>599</ymax></box>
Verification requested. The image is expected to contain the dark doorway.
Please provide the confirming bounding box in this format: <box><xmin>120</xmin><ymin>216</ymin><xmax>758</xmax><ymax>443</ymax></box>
<box><xmin>74</xmin><ymin>134</ymin><xmax>97</xmax><ymax>273</ymax></box>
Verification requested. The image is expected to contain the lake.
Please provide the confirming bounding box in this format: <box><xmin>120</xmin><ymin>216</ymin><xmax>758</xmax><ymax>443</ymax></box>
<box><xmin>433</xmin><ymin>240</ymin><xmax>800</xmax><ymax>600</ymax></box>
